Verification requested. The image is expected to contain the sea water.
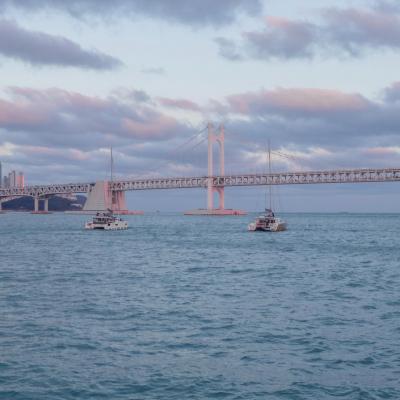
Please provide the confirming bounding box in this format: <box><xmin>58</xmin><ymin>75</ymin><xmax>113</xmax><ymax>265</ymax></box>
<box><xmin>0</xmin><ymin>213</ymin><xmax>399</xmax><ymax>399</ymax></box>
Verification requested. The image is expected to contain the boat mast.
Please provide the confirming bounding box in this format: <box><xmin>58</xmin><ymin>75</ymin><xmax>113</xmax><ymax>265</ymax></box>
<box><xmin>268</xmin><ymin>140</ymin><xmax>272</xmax><ymax>211</ymax></box>
<box><xmin>110</xmin><ymin>146</ymin><xmax>114</xmax><ymax>182</ymax></box>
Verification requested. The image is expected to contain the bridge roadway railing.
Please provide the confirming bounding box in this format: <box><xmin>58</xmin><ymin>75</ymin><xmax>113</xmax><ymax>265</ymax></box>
<box><xmin>110</xmin><ymin>167</ymin><xmax>400</xmax><ymax>191</ymax></box>
<box><xmin>110</xmin><ymin>176</ymin><xmax>208</xmax><ymax>191</ymax></box>
<box><xmin>0</xmin><ymin>182</ymin><xmax>93</xmax><ymax>198</ymax></box>
<box><xmin>213</xmin><ymin>168</ymin><xmax>400</xmax><ymax>187</ymax></box>
<box><xmin>1</xmin><ymin>168</ymin><xmax>400</xmax><ymax>197</ymax></box>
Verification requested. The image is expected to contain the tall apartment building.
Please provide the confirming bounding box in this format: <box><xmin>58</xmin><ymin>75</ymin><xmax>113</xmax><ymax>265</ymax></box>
<box><xmin>6</xmin><ymin>170</ymin><xmax>25</xmax><ymax>188</ymax></box>
<box><xmin>16</xmin><ymin>172</ymin><xmax>24</xmax><ymax>188</ymax></box>
<box><xmin>0</xmin><ymin>166</ymin><xmax>25</xmax><ymax>188</ymax></box>
<box><xmin>8</xmin><ymin>170</ymin><xmax>17</xmax><ymax>187</ymax></box>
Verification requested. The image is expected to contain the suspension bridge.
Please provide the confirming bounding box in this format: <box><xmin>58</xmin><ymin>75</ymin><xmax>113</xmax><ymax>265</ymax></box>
<box><xmin>1</xmin><ymin>124</ymin><xmax>400</xmax><ymax>213</ymax></box>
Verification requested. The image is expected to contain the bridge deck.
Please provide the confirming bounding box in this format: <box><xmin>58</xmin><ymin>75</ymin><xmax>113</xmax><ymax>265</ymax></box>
<box><xmin>1</xmin><ymin>168</ymin><xmax>400</xmax><ymax>198</ymax></box>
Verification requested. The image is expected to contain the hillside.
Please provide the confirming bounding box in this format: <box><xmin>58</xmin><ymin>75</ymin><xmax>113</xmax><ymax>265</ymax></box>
<box><xmin>2</xmin><ymin>195</ymin><xmax>86</xmax><ymax>211</ymax></box>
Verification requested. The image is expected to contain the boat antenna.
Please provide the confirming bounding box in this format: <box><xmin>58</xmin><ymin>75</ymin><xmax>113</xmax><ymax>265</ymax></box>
<box><xmin>110</xmin><ymin>146</ymin><xmax>114</xmax><ymax>182</ymax></box>
<box><xmin>268</xmin><ymin>140</ymin><xmax>272</xmax><ymax>211</ymax></box>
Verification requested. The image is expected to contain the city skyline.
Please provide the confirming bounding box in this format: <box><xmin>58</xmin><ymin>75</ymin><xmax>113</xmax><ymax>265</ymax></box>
<box><xmin>0</xmin><ymin>162</ymin><xmax>25</xmax><ymax>188</ymax></box>
<box><xmin>1</xmin><ymin>0</ymin><xmax>400</xmax><ymax>211</ymax></box>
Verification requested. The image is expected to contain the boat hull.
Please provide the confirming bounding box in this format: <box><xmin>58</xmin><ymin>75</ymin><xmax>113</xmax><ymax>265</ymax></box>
<box><xmin>248</xmin><ymin>219</ymin><xmax>287</xmax><ymax>232</ymax></box>
<box><xmin>270</xmin><ymin>222</ymin><xmax>287</xmax><ymax>232</ymax></box>
<box><xmin>85</xmin><ymin>221</ymin><xmax>128</xmax><ymax>230</ymax></box>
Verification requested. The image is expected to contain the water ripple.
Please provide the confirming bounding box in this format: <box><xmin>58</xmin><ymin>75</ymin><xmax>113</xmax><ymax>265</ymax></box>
<box><xmin>1</xmin><ymin>213</ymin><xmax>400</xmax><ymax>399</ymax></box>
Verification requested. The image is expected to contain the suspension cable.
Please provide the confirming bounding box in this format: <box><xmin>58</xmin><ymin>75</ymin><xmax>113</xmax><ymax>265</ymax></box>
<box><xmin>126</xmin><ymin>125</ymin><xmax>208</xmax><ymax>179</ymax></box>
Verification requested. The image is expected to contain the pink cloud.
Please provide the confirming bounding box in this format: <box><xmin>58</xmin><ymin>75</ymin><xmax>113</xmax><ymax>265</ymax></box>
<box><xmin>265</xmin><ymin>15</ymin><xmax>302</xmax><ymax>29</ymax></box>
<box><xmin>158</xmin><ymin>97</ymin><xmax>201</xmax><ymax>112</ymax></box>
<box><xmin>121</xmin><ymin>114</ymin><xmax>180</xmax><ymax>139</ymax></box>
<box><xmin>364</xmin><ymin>147</ymin><xmax>400</xmax><ymax>156</ymax></box>
<box><xmin>9</xmin><ymin>87</ymin><xmax>109</xmax><ymax>110</ymax></box>
<box><xmin>0</xmin><ymin>87</ymin><xmax>188</xmax><ymax>143</ymax></box>
<box><xmin>227</xmin><ymin>87</ymin><xmax>370</xmax><ymax>116</ymax></box>
<box><xmin>15</xmin><ymin>145</ymin><xmax>89</xmax><ymax>161</ymax></box>
<box><xmin>0</xmin><ymin>99</ymin><xmax>48</xmax><ymax>126</ymax></box>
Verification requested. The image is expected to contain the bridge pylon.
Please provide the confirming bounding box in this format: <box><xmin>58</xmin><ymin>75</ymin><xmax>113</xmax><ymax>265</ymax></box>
<box><xmin>207</xmin><ymin>123</ymin><xmax>225</xmax><ymax>210</ymax></box>
<box><xmin>184</xmin><ymin>123</ymin><xmax>246</xmax><ymax>216</ymax></box>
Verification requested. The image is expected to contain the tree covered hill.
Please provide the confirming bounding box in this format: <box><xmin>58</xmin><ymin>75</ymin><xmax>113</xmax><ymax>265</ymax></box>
<box><xmin>2</xmin><ymin>195</ymin><xmax>86</xmax><ymax>211</ymax></box>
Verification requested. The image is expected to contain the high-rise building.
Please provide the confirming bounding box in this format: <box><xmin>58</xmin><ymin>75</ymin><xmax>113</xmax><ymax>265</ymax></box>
<box><xmin>1</xmin><ymin>169</ymin><xmax>25</xmax><ymax>188</ymax></box>
<box><xmin>16</xmin><ymin>172</ymin><xmax>24</xmax><ymax>188</ymax></box>
<box><xmin>8</xmin><ymin>170</ymin><xmax>17</xmax><ymax>187</ymax></box>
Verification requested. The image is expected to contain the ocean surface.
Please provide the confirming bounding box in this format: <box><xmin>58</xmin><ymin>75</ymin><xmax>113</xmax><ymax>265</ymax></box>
<box><xmin>1</xmin><ymin>212</ymin><xmax>400</xmax><ymax>400</ymax></box>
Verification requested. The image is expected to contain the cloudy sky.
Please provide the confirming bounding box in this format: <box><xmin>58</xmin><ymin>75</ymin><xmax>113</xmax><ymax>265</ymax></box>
<box><xmin>1</xmin><ymin>0</ymin><xmax>400</xmax><ymax>211</ymax></box>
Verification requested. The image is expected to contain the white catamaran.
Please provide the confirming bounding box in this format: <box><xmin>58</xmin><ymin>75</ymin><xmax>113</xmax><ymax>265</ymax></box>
<box><xmin>248</xmin><ymin>143</ymin><xmax>287</xmax><ymax>232</ymax></box>
<box><xmin>85</xmin><ymin>210</ymin><xmax>128</xmax><ymax>230</ymax></box>
<box><xmin>84</xmin><ymin>147</ymin><xmax>129</xmax><ymax>230</ymax></box>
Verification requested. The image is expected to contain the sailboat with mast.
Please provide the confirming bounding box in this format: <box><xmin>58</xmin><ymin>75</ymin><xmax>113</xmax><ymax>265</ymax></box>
<box><xmin>248</xmin><ymin>143</ymin><xmax>287</xmax><ymax>232</ymax></box>
<box><xmin>84</xmin><ymin>147</ymin><xmax>129</xmax><ymax>230</ymax></box>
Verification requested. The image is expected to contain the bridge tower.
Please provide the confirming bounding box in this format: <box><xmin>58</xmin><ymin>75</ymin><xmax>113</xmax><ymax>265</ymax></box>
<box><xmin>207</xmin><ymin>123</ymin><xmax>225</xmax><ymax>210</ymax></box>
<box><xmin>184</xmin><ymin>123</ymin><xmax>246</xmax><ymax>215</ymax></box>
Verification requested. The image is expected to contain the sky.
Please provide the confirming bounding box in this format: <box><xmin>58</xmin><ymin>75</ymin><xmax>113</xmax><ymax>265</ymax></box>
<box><xmin>1</xmin><ymin>0</ymin><xmax>400</xmax><ymax>212</ymax></box>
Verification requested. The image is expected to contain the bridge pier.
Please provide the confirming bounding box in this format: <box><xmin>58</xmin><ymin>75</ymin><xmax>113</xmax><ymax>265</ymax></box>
<box><xmin>31</xmin><ymin>196</ymin><xmax>52</xmax><ymax>214</ymax></box>
<box><xmin>111</xmin><ymin>190</ymin><xmax>127</xmax><ymax>213</ymax></box>
<box><xmin>82</xmin><ymin>181</ymin><xmax>143</xmax><ymax>215</ymax></box>
<box><xmin>216</xmin><ymin>187</ymin><xmax>225</xmax><ymax>210</ymax></box>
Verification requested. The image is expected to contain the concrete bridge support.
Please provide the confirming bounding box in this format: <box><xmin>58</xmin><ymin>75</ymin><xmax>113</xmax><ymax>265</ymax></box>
<box><xmin>111</xmin><ymin>190</ymin><xmax>127</xmax><ymax>212</ymax></box>
<box><xmin>34</xmin><ymin>196</ymin><xmax>39</xmax><ymax>212</ymax></box>
<box><xmin>32</xmin><ymin>196</ymin><xmax>51</xmax><ymax>213</ymax></box>
<box><xmin>83</xmin><ymin>181</ymin><xmax>140</xmax><ymax>214</ymax></box>
<box><xmin>82</xmin><ymin>181</ymin><xmax>110</xmax><ymax>212</ymax></box>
